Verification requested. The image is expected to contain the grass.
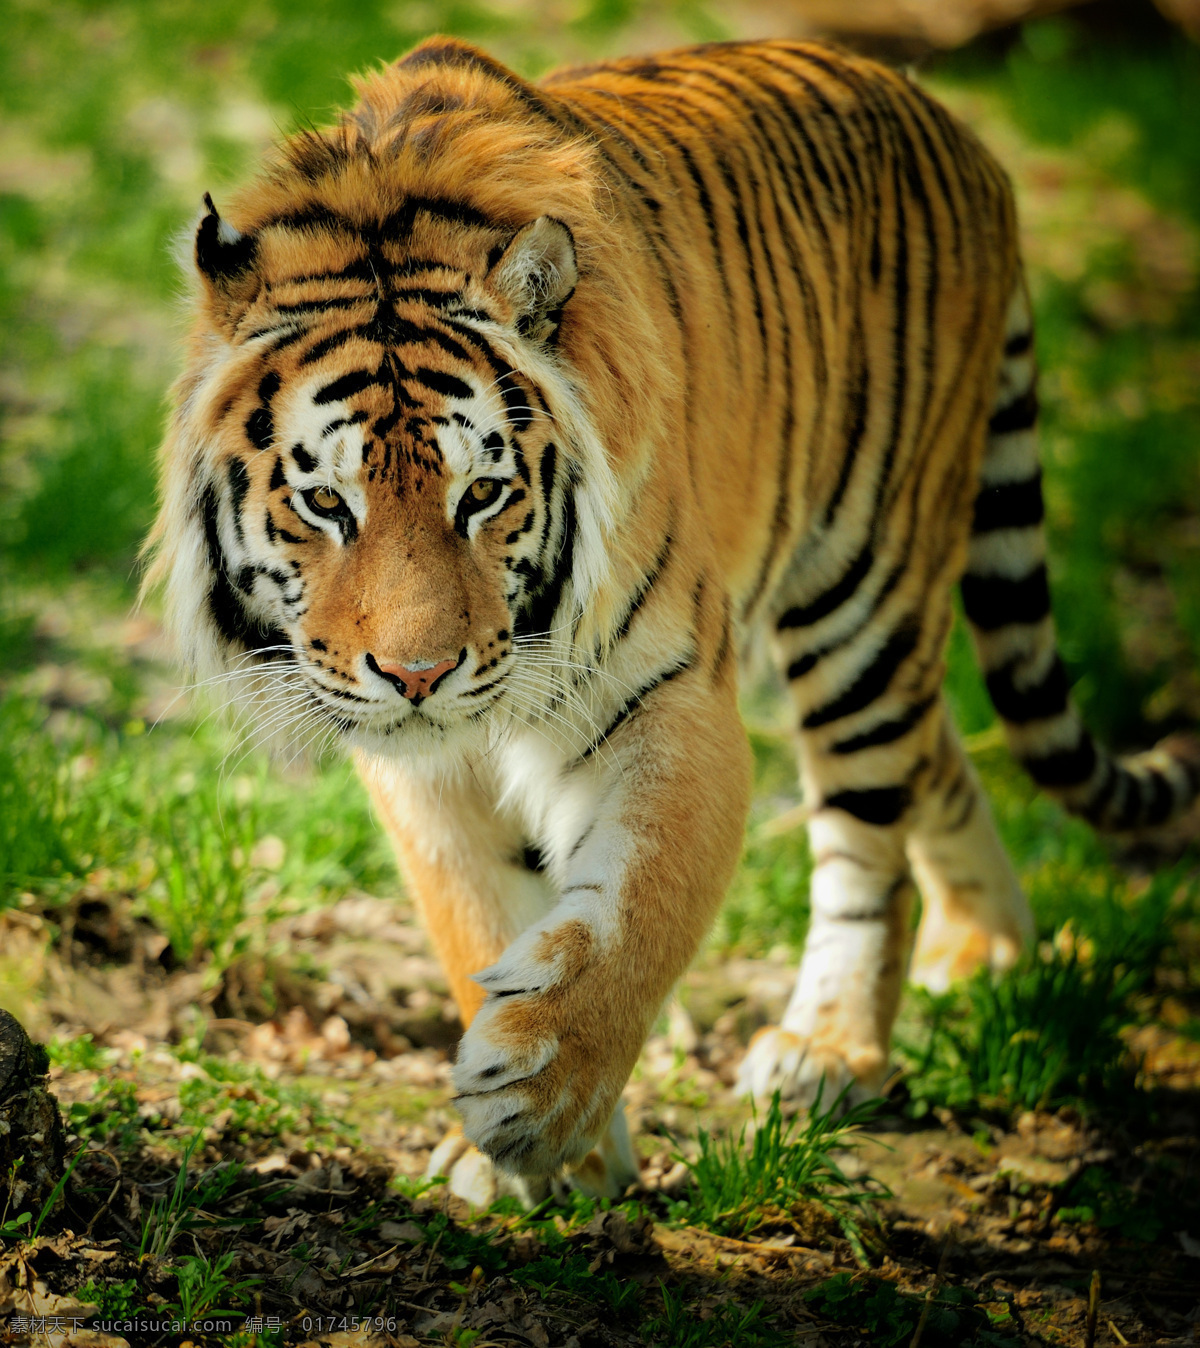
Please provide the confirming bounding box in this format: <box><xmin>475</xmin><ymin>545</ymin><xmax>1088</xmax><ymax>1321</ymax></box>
<box><xmin>62</xmin><ymin>1047</ymin><xmax>353</xmax><ymax>1157</ymax></box>
<box><xmin>1</xmin><ymin>1146</ymin><xmax>85</xmax><ymax>1243</ymax></box>
<box><xmin>671</xmin><ymin>1089</ymin><xmax>885</xmax><ymax>1259</ymax></box>
<box><xmin>1054</xmin><ymin>1165</ymin><xmax>1165</xmax><ymax>1243</ymax></box>
<box><xmin>805</xmin><ymin>1274</ymin><xmax>1022</xmax><ymax>1348</ymax></box>
<box><xmin>895</xmin><ymin>869</ymin><xmax>1193</xmax><ymax>1117</ymax></box>
<box><xmin>897</xmin><ymin>953</ymin><xmax>1141</xmax><ymax>1117</ymax></box>
<box><xmin>644</xmin><ymin>1285</ymin><xmax>786</xmax><ymax>1348</ymax></box>
<box><xmin>0</xmin><ymin>689</ymin><xmax>396</xmax><ymax>971</ymax></box>
<box><xmin>166</xmin><ymin>1250</ymin><xmax>263</xmax><ymax>1319</ymax></box>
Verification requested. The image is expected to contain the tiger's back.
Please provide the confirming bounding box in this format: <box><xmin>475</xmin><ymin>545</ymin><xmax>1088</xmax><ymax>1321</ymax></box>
<box><xmin>549</xmin><ymin>41</ymin><xmax>1017</xmax><ymax>624</ymax></box>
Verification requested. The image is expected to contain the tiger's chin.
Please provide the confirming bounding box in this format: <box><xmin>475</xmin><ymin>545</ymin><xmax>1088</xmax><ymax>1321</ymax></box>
<box><xmin>217</xmin><ymin>690</ymin><xmax>498</xmax><ymax>773</ymax></box>
<box><xmin>342</xmin><ymin>708</ymin><xmax>496</xmax><ymax>765</ymax></box>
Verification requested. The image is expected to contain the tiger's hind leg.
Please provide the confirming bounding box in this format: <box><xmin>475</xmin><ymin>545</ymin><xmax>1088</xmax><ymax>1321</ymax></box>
<box><xmin>737</xmin><ymin>586</ymin><xmax>956</xmax><ymax>1106</ymax></box>
<box><xmin>907</xmin><ymin>713</ymin><xmax>1032</xmax><ymax>993</ymax></box>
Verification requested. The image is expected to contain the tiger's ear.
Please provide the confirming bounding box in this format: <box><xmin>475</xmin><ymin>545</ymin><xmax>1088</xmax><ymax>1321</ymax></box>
<box><xmin>484</xmin><ymin>216</ymin><xmax>577</xmax><ymax>345</ymax></box>
<box><xmin>195</xmin><ymin>193</ymin><xmax>259</xmax><ymax>325</ymax></box>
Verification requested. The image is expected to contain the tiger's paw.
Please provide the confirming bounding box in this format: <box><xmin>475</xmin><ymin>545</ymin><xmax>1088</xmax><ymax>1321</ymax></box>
<box><xmin>424</xmin><ymin>1125</ymin><xmax>550</xmax><ymax>1209</ymax></box>
<box><xmin>451</xmin><ymin>926</ymin><xmax>637</xmax><ymax>1178</ymax></box>
<box><xmin>909</xmin><ymin>924</ymin><xmax>1022</xmax><ymax>995</ymax></box>
<box><xmin>428</xmin><ymin>1106</ymin><xmax>639</xmax><ymax>1208</ymax></box>
<box><xmin>735</xmin><ymin>1025</ymin><xmax>884</xmax><ymax>1110</ymax></box>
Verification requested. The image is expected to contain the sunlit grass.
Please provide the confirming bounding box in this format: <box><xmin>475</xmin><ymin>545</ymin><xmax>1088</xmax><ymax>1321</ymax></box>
<box><xmin>671</xmin><ymin>1089</ymin><xmax>885</xmax><ymax>1257</ymax></box>
<box><xmin>0</xmin><ymin>691</ymin><xmax>396</xmax><ymax>968</ymax></box>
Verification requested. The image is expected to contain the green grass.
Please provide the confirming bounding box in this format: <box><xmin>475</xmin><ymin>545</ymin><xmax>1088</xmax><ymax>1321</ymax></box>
<box><xmin>805</xmin><ymin>1274</ymin><xmax>1021</xmax><ymax>1348</ymax></box>
<box><xmin>1054</xmin><ymin>1165</ymin><xmax>1164</xmax><ymax>1243</ymax></box>
<box><xmin>74</xmin><ymin>1277</ymin><xmax>140</xmax><ymax>1319</ymax></box>
<box><xmin>895</xmin><ymin>867</ymin><xmax>1193</xmax><ymax>1117</ymax></box>
<box><xmin>897</xmin><ymin>954</ymin><xmax>1140</xmax><ymax>1117</ymax></box>
<box><xmin>165</xmin><ymin>1250</ymin><xmax>262</xmax><ymax>1320</ymax></box>
<box><xmin>62</xmin><ymin>1043</ymin><xmax>354</xmax><ymax>1154</ymax></box>
<box><xmin>671</xmin><ymin>1090</ymin><xmax>884</xmax><ymax>1258</ymax></box>
<box><xmin>0</xmin><ymin>690</ymin><xmax>395</xmax><ymax>967</ymax></box>
<box><xmin>645</xmin><ymin>1285</ymin><xmax>786</xmax><ymax>1348</ymax></box>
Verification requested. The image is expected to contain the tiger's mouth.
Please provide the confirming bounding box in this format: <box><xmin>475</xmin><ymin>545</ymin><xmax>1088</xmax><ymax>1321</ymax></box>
<box><xmin>290</xmin><ymin>642</ymin><xmax>517</xmax><ymax>741</ymax></box>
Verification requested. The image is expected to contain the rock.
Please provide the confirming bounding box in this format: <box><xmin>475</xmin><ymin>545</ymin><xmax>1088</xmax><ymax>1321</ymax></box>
<box><xmin>0</xmin><ymin>1007</ymin><xmax>67</xmax><ymax>1219</ymax></box>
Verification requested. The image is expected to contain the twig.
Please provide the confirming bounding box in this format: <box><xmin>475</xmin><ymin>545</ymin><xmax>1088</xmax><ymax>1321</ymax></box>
<box><xmin>1085</xmin><ymin>1269</ymin><xmax>1101</xmax><ymax>1348</ymax></box>
<box><xmin>343</xmin><ymin>1243</ymin><xmax>399</xmax><ymax>1277</ymax></box>
<box><xmin>420</xmin><ymin>1230</ymin><xmax>443</xmax><ymax>1284</ymax></box>
<box><xmin>1107</xmin><ymin>1321</ymin><xmax>1129</xmax><ymax>1347</ymax></box>
<box><xmin>666</xmin><ymin>1226</ymin><xmax>832</xmax><ymax>1262</ymax></box>
<box><xmin>908</xmin><ymin>1231</ymin><xmax>953</xmax><ymax>1348</ymax></box>
<box><xmin>81</xmin><ymin>1148</ymin><xmax>122</xmax><ymax>1238</ymax></box>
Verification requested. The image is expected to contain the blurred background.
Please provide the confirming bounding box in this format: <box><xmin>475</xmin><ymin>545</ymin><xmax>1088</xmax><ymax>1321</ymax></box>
<box><xmin>0</xmin><ymin>0</ymin><xmax>1198</xmax><ymax>1097</ymax></box>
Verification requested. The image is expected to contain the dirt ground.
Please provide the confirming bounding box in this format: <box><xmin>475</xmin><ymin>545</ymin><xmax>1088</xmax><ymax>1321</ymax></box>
<box><xmin>2</xmin><ymin>888</ymin><xmax>1198</xmax><ymax>1348</ymax></box>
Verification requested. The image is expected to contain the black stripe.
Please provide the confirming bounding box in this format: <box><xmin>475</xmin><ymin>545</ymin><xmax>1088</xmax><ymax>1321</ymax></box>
<box><xmin>579</xmin><ymin>658</ymin><xmax>692</xmax><ymax>760</ymax></box>
<box><xmin>260</xmin><ymin>203</ymin><xmax>355</xmax><ymax>236</ymax></box>
<box><xmin>712</xmin><ymin>597</ymin><xmax>733</xmax><ymax>681</ymax></box>
<box><xmin>413</xmin><ymin>367</ymin><xmax>472</xmax><ymax>401</ymax></box>
<box><xmin>823</xmin><ymin>786</ymin><xmax>910</xmax><ymax>826</ymax></box>
<box><xmin>988</xmin><ymin>387</ymin><xmax>1038</xmax><ymax>436</ymax></box>
<box><xmin>529</xmin><ymin>441</ymin><xmax>557</xmax><ymax>564</ymax></box>
<box><xmin>291</xmin><ymin>443</ymin><xmax>317</xmax><ymax>474</ymax></box>
<box><xmin>1081</xmin><ymin>759</ymin><xmax>1119</xmax><ymax>826</ymax></box>
<box><xmin>612</xmin><ymin>531</ymin><xmax>672</xmax><ymax>642</ymax></box>
<box><xmin>1109</xmin><ymin>770</ymin><xmax>1143</xmax><ymax>831</ymax></box>
<box><xmin>782</xmin><ymin>558</ymin><xmax>909</xmax><ymax>686</ymax></box>
<box><xmin>985</xmin><ymin>656</ymin><xmax>1070</xmax><ymax>724</ymax></box>
<box><xmin>200</xmin><ymin>484</ymin><xmax>285</xmax><ymax>652</ymax></box>
<box><xmin>268</xmin><ymin>295</ymin><xmax>369</xmax><ymax>316</ymax></box>
<box><xmin>777</xmin><ymin>543</ymin><xmax>874</xmax><ymax>630</ymax></box>
<box><xmin>497</xmin><ymin>369</ymin><xmax>532</xmax><ymax>432</ymax></box>
<box><xmin>515</xmin><ymin>489</ymin><xmax>576</xmax><ymax>639</ymax></box>
<box><xmin>1022</xmin><ymin>735</ymin><xmax>1098</xmax><ymax>789</ymax></box>
<box><xmin>1144</xmin><ymin>769</ymin><xmax>1175</xmax><ymax>827</ymax></box>
<box><xmin>787</xmin><ymin>652</ymin><xmax>818</xmax><ymax>681</ymax></box>
<box><xmin>960</xmin><ymin>567</ymin><xmax>1051</xmax><ymax>631</ymax></box>
<box><xmin>397</xmin><ymin>43</ymin><xmax>569</xmax><ymax>128</ymax></box>
<box><xmin>299</xmin><ymin>325</ymin><xmax>369</xmax><ymax>367</ymax></box>
<box><xmin>971</xmin><ymin>474</ymin><xmax>1044</xmax><ymax>532</ymax></box>
<box><xmin>802</xmin><ymin>621</ymin><xmax>919</xmax><ymax>731</ymax></box>
<box><xmin>227</xmin><ymin>458</ymin><xmax>250</xmax><ymax>544</ymax></box>
<box><xmin>830</xmin><ymin>693</ymin><xmax>936</xmax><ymax>755</ymax></box>
<box><xmin>245</xmin><ymin>371</ymin><xmax>279</xmax><ymax>451</ymax></box>
<box><xmin>464</xmin><ymin>675</ymin><xmax>506</xmax><ymax>699</ymax></box>
<box><xmin>378</xmin><ymin>195</ymin><xmax>495</xmax><ymax>236</ymax></box>
<box><xmin>314</xmin><ymin>369</ymin><xmax>380</xmax><ymax>405</ymax></box>
<box><xmin>1004</xmin><ymin>329</ymin><xmax>1033</xmax><ymax>357</ymax></box>
<box><xmin>824</xmin><ymin>321</ymin><xmax>868</xmax><ymax>524</ymax></box>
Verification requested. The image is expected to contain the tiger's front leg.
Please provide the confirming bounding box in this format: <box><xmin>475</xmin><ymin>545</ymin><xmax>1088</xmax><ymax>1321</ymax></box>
<box><xmin>454</xmin><ymin>672</ymin><xmax>751</xmax><ymax>1179</ymax></box>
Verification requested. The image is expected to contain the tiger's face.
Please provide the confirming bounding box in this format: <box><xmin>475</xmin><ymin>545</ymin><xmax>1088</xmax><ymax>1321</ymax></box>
<box><xmin>162</xmin><ymin>201</ymin><xmax>599</xmax><ymax>759</ymax></box>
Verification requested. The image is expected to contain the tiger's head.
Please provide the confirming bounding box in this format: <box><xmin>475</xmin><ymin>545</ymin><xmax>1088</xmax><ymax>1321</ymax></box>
<box><xmin>146</xmin><ymin>41</ymin><xmax>670</xmax><ymax>761</ymax></box>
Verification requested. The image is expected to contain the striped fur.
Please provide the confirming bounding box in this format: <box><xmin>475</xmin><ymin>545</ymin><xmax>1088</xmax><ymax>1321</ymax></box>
<box><xmin>147</xmin><ymin>37</ymin><xmax>1199</xmax><ymax>1184</ymax></box>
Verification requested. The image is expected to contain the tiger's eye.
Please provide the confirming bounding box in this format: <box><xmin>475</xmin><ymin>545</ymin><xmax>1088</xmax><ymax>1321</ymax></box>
<box><xmin>312</xmin><ymin>487</ymin><xmax>342</xmax><ymax>511</ymax></box>
<box><xmin>469</xmin><ymin>479</ymin><xmax>498</xmax><ymax>503</ymax></box>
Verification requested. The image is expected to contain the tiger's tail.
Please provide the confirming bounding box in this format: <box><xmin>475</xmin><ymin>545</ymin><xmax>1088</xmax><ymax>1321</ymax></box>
<box><xmin>961</xmin><ymin>280</ymin><xmax>1200</xmax><ymax>833</ymax></box>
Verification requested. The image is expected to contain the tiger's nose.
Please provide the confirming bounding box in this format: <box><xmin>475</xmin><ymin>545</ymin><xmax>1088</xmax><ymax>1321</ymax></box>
<box><xmin>368</xmin><ymin>652</ymin><xmax>461</xmax><ymax>701</ymax></box>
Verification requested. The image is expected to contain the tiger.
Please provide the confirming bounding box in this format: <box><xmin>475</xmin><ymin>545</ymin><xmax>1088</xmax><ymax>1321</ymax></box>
<box><xmin>146</xmin><ymin>35</ymin><xmax>1200</xmax><ymax>1203</ymax></box>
